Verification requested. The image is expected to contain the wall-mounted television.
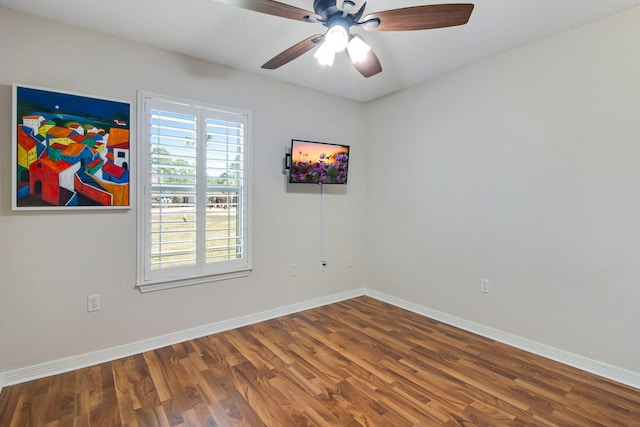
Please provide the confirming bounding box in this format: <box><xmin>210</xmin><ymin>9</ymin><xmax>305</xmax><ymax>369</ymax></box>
<box><xmin>288</xmin><ymin>139</ymin><xmax>350</xmax><ymax>184</ymax></box>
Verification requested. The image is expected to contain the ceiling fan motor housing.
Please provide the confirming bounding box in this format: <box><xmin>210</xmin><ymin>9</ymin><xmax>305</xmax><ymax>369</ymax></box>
<box><xmin>313</xmin><ymin>0</ymin><xmax>365</xmax><ymax>27</ymax></box>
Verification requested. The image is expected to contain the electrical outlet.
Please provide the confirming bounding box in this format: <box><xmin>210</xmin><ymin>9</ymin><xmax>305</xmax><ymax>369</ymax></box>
<box><xmin>289</xmin><ymin>263</ymin><xmax>297</xmax><ymax>277</ymax></box>
<box><xmin>346</xmin><ymin>256</ymin><xmax>353</xmax><ymax>269</ymax></box>
<box><xmin>321</xmin><ymin>260</ymin><xmax>328</xmax><ymax>272</ymax></box>
<box><xmin>87</xmin><ymin>294</ymin><xmax>101</xmax><ymax>312</ymax></box>
<box><xmin>480</xmin><ymin>279</ymin><xmax>490</xmax><ymax>294</ymax></box>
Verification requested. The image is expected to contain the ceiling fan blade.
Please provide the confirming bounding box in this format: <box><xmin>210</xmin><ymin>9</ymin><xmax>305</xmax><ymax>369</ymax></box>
<box><xmin>262</xmin><ymin>34</ymin><xmax>323</xmax><ymax>69</ymax></box>
<box><xmin>336</xmin><ymin>0</ymin><xmax>366</xmax><ymax>15</ymax></box>
<box><xmin>347</xmin><ymin>36</ymin><xmax>382</xmax><ymax>78</ymax></box>
<box><xmin>215</xmin><ymin>0</ymin><xmax>320</xmax><ymax>21</ymax></box>
<box><xmin>363</xmin><ymin>3</ymin><xmax>474</xmax><ymax>32</ymax></box>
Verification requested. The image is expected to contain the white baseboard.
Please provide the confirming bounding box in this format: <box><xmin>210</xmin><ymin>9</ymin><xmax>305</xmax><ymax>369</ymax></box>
<box><xmin>2</xmin><ymin>287</ymin><xmax>639</xmax><ymax>393</ymax></box>
<box><xmin>0</xmin><ymin>288</ymin><xmax>364</xmax><ymax>391</ymax></box>
<box><xmin>365</xmin><ymin>289</ymin><xmax>640</xmax><ymax>390</ymax></box>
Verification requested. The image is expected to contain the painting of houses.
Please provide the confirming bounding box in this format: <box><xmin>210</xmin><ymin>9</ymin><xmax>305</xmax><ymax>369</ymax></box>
<box><xmin>12</xmin><ymin>84</ymin><xmax>130</xmax><ymax>209</ymax></box>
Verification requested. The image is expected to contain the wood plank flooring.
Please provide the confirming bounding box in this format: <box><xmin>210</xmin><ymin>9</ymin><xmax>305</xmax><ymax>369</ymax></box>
<box><xmin>1</xmin><ymin>296</ymin><xmax>639</xmax><ymax>426</ymax></box>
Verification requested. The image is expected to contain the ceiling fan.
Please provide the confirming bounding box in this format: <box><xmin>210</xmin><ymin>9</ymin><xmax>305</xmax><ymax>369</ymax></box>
<box><xmin>215</xmin><ymin>0</ymin><xmax>474</xmax><ymax>78</ymax></box>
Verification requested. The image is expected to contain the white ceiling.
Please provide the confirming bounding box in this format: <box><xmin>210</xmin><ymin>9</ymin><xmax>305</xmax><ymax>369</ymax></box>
<box><xmin>2</xmin><ymin>0</ymin><xmax>640</xmax><ymax>102</ymax></box>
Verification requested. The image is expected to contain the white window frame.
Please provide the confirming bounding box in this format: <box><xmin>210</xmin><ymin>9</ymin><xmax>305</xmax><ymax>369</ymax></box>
<box><xmin>136</xmin><ymin>91</ymin><xmax>252</xmax><ymax>292</ymax></box>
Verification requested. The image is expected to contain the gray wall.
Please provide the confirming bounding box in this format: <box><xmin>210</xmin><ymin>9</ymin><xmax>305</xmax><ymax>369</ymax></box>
<box><xmin>365</xmin><ymin>6</ymin><xmax>640</xmax><ymax>374</ymax></box>
<box><xmin>0</xmin><ymin>7</ymin><xmax>367</xmax><ymax>373</ymax></box>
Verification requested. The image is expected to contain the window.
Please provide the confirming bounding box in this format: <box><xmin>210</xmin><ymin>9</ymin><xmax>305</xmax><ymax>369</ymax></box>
<box><xmin>137</xmin><ymin>92</ymin><xmax>251</xmax><ymax>292</ymax></box>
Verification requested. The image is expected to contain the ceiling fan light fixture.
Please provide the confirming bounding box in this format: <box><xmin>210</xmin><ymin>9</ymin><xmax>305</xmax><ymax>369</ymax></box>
<box><xmin>252</xmin><ymin>0</ymin><xmax>474</xmax><ymax>78</ymax></box>
<box><xmin>324</xmin><ymin>23</ymin><xmax>349</xmax><ymax>52</ymax></box>
<box><xmin>347</xmin><ymin>36</ymin><xmax>371</xmax><ymax>63</ymax></box>
<box><xmin>314</xmin><ymin>41</ymin><xmax>336</xmax><ymax>66</ymax></box>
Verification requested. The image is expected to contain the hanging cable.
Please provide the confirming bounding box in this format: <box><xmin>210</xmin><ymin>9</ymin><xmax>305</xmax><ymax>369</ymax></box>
<box><xmin>320</xmin><ymin>184</ymin><xmax>327</xmax><ymax>271</ymax></box>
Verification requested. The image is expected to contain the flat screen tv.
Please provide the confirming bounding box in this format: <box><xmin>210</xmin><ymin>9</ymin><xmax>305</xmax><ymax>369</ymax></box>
<box><xmin>288</xmin><ymin>139</ymin><xmax>350</xmax><ymax>184</ymax></box>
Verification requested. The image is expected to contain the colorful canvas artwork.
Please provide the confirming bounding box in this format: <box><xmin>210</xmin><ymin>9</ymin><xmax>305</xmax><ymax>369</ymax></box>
<box><xmin>12</xmin><ymin>84</ymin><xmax>131</xmax><ymax>209</ymax></box>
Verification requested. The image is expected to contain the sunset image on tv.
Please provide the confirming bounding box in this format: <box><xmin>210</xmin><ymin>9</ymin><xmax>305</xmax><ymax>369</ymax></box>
<box><xmin>289</xmin><ymin>140</ymin><xmax>349</xmax><ymax>184</ymax></box>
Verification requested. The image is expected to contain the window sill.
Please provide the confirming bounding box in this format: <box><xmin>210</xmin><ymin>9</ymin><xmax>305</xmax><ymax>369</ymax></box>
<box><xmin>136</xmin><ymin>268</ymin><xmax>251</xmax><ymax>293</ymax></box>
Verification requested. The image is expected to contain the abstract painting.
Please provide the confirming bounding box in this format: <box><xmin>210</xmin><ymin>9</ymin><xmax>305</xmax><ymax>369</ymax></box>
<box><xmin>12</xmin><ymin>84</ymin><xmax>131</xmax><ymax>210</ymax></box>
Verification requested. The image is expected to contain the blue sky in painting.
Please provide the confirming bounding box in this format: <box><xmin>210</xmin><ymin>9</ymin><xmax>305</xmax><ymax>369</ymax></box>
<box><xmin>17</xmin><ymin>86</ymin><xmax>129</xmax><ymax>119</ymax></box>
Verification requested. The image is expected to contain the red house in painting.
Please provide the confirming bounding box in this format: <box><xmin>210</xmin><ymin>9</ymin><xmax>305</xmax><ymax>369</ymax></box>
<box><xmin>29</xmin><ymin>157</ymin><xmax>80</xmax><ymax>206</ymax></box>
<box><xmin>102</xmin><ymin>161</ymin><xmax>129</xmax><ymax>184</ymax></box>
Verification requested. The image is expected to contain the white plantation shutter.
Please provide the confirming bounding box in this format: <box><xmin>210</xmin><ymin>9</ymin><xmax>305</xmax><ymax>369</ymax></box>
<box><xmin>149</xmin><ymin>107</ymin><xmax>197</xmax><ymax>269</ymax></box>
<box><xmin>205</xmin><ymin>117</ymin><xmax>245</xmax><ymax>264</ymax></box>
<box><xmin>137</xmin><ymin>93</ymin><xmax>251</xmax><ymax>291</ymax></box>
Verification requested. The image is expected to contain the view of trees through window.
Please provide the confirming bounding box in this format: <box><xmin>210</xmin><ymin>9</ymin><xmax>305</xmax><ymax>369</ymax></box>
<box><xmin>148</xmin><ymin>108</ymin><xmax>245</xmax><ymax>271</ymax></box>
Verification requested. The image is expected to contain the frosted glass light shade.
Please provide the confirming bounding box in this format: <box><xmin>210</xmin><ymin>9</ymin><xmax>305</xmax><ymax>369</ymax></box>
<box><xmin>314</xmin><ymin>41</ymin><xmax>335</xmax><ymax>66</ymax></box>
<box><xmin>347</xmin><ymin>36</ymin><xmax>371</xmax><ymax>63</ymax></box>
<box><xmin>325</xmin><ymin>25</ymin><xmax>349</xmax><ymax>52</ymax></box>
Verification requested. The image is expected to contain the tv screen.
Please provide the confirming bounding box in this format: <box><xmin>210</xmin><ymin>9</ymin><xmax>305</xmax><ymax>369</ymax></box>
<box><xmin>289</xmin><ymin>139</ymin><xmax>350</xmax><ymax>184</ymax></box>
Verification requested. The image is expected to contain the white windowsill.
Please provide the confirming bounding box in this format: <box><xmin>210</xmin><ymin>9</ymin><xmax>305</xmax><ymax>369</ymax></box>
<box><xmin>136</xmin><ymin>268</ymin><xmax>252</xmax><ymax>293</ymax></box>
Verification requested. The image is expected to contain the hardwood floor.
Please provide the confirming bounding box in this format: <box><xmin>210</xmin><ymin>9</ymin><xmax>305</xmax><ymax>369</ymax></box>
<box><xmin>1</xmin><ymin>296</ymin><xmax>639</xmax><ymax>426</ymax></box>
